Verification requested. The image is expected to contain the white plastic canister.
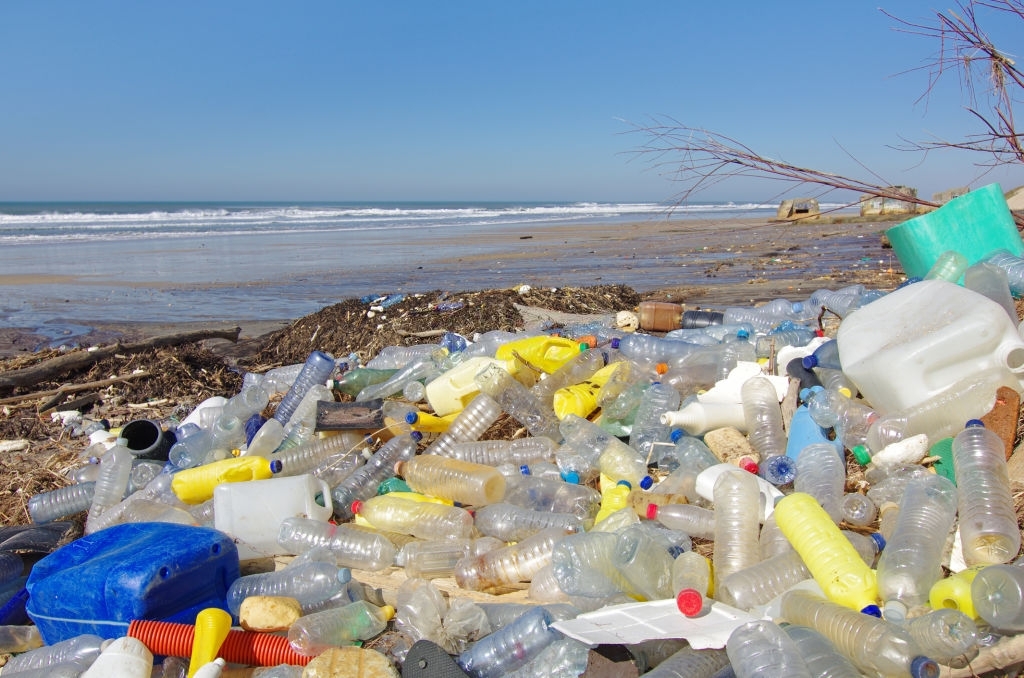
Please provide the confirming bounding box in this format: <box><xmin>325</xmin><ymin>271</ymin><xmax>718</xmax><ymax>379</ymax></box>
<box><xmin>836</xmin><ymin>279</ymin><xmax>1024</xmax><ymax>414</ymax></box>
<box><xmin>214</xmin><ymin>473</ymin><xmax>333</xmax><ymax>561</ymax></box>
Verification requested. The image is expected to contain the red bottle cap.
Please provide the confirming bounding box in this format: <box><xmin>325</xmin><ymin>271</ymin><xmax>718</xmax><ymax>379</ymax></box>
<box><xmin>351</xmin><ymin>500</ymin><xmax>363</xmax><ymax>515</ymax></box>
<box><xmin>738</xmin><ymin>457</ymin><xmax>758</xmax><ymax>475</ymax></box>
<box><xmin>676</xmin><ymin>588</ymin><xmax>704</xmax><ymax>617</ymax></box>
<box><xmin>645</xmin><ymin>503</ymin><xmax>658</xmax><ymax>520</ymax></box>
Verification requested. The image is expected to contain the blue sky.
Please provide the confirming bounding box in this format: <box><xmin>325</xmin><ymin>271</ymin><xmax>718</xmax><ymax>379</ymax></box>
<box><xmin>2</xmin><ymin>1</ymin><xmax>1022</xmax><ymax>204</ymax></box>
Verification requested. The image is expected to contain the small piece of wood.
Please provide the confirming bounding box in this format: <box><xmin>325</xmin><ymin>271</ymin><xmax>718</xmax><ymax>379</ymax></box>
<box><xmin>0</xmin><ymin>327</ymin><xmax>240</xmax><ymax>392</ymax></box>
<box><xmin>316</xmin><ymin>399</ymin><xmax>385</xmax><ymax>431</ymax></box>
<box><xmin>38</xmin><ymin>391</ymin><xmax>100</xmax><ymax>416</ymax></box>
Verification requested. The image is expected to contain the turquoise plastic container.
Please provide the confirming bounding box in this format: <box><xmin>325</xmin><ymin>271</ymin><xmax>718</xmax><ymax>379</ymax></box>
<box><xmin>886</xmin><ymin>183</ymin><xmax>1023</xmax><ymax>279</ymax></box>
<box><xmin>25</xmin><ymin>522</ymin><xmax>239</xmax><ymax>644</ymax></box>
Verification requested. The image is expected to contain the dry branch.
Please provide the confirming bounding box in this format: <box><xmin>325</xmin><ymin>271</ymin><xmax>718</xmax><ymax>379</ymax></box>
<box><xmin>0</xmin><ymin>327</ymin><xmax>240</xmax><ymax>392</ymax></box>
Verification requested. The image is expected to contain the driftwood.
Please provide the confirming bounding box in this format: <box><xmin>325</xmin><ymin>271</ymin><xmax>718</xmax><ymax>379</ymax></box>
<box><xmin>316</xmin><ymin>399</ymin><xmax>384</xmax><ymax>431</ymax></box>
<box><xmin>0</xmin><ymin>371</ymin><xmax>152</xmax><ymax>407</ymax></box>
<box><xmin>0</xmin><ymin>327</ymin><xmax>240</xmax><ymax>392</ymax></box>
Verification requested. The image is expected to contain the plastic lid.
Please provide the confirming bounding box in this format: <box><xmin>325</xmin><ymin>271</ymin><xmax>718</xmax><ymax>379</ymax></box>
<box><xmin>639</xmin><ymin>476</ymin><xmax>654</xmax><ymax>490</ymax></box>
<box><xmin>738</xmin><ymin>457</ymin><xmax>758</xmax><ymax>475</ymax></box>
<box><xmin>337</xmin><ymin>568</ymin><xmax>352</xmax><ymax>584</ymax></box>
<box><xmin>801</xmin><ymin>355</ymin><xmax>819</xmax><ymax>369</ymax></box>
<box><xmin>910</xmin><ymin>656</ymin><xmax>940</xmax><ymax>678</ymax></box>
<box><xmin>861</xmin><ymin>604</ymin><xmax>882</xmax><ymax>618</ymax></box>
<box><xmin>269</xmin><ymin>459</ymin><xmax>282</xmax><ymax>473</ymax></box>
<box><xmin>380</xmin><ymin>605</ymin><xmax>397</xmax><ymax>621</ymax></box>
<box><xmin>610</xmin><ymin>338</ymin><xmax>620</xmax><ymax>349</ymax></box>
<box><xmin>577</xmin><ymin>342</ymin><xmax>588</xmax><ymax>352</ymax></box>
<box><xmin>520</xmin><ymin>464</ymin><xmax>531</xmax><ymax>476</ymax></box>
<box><xmin>851</xmin><ymin>445</ymin><xmax>872</xmax><ymax>465</ymax></box>
<box><xmin>883</xmin><ymin>599</ymin><xmax>908</xmax><ymax>623</ymax></box>
<box><xmin>404</xmin><ymin>412</ymin><xmax>419</xmax><ymax>424</ymax></box>
<box><xmin>351</xmin><ymin>500</ymin><xmax>363</xmax><ymax>515</ymax></box>
<box><xmin>869</xmin><ymin>531</ymin><xmax>886</xmax><ymax>552</ymax></box>
<box><xmin>615</xmin><ymin>480</ymin><xmax>632</xmax><ymax>489</ymax></box>
<box><xmin>646</xmin><ymin>503</ymin><xmax>659</xmax><ymax>520</ymax></box>
<box><xmin>561</xmin><ymin>471</ymin><xmax>581</xmax><ymax>484</ymax></box>
<box><xmin>410</xmin><ymin>431</ymin><xmax>423</xmax><ymax>442</ymax></box>
<box><xmin>655</xmin><ymin>363</ymin><xmax>668</xmax><ymax>375</ymax></box>
<box><xmin>670</xmin><ymin>429</ymin><xmax>685</xmax><ymax>443</ymax></box>
<box><xmin>675</xmin><ymin>589</ymin><xmax>704</xmax><ymax>617</ymax></box>
<box><xmin>965</xmin><ymin>419</ymin><xmax>985</xmax><ymax>428</ymax></box>
<box><xmin>736</xmin><ymin>329</ymin><xmax>749</xmax><ymax>339</ymax></box>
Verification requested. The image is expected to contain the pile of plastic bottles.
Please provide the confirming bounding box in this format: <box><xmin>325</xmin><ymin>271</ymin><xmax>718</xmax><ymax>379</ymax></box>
<box><xmin>11</xmin><ymin>248</ymin><xmax>1024</xmax><ymax>677</ymax></box>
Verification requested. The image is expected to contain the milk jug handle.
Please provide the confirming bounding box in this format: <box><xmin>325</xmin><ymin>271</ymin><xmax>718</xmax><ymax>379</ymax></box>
<box><xmin>315</xmin><ymin>478</ymin><xmax>334</xmax><ymax>515</ymax></box>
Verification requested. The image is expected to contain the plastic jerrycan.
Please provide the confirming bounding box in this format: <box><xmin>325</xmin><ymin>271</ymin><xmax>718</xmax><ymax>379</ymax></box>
<box><xmin>836</xmin><ymin>279</ymin><xmax>1024</xmax><ymax>414</ymax></box>
<box><xmin>214</xmin><ymin>474</ymin><xmax>333</xmax><ymax>561</ymax></box>
<box><xmin>495</xmin><ymin>335</ymin><xmax>586</xmax><ymax>374</ymax></box>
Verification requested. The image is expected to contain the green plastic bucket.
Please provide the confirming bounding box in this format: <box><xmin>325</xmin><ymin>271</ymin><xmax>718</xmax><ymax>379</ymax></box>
<box><xmin>885</xmin><ymin>183</ymin><xmax>1023</xmax><ymax>279</ymax></box>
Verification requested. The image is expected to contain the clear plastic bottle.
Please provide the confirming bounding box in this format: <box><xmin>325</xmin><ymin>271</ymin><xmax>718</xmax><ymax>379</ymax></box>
<box><xmin>330</xmin><ymin>366</ymin><xmax>397</xmax><ymax>397</ymax></box>
<box><xmin>741</xmin><ymin>376</ymin><xmax>786</xmax><ymax>463</ymax></box>
<box><xmin>780</xmin><ymin>589</ymin><xmax>938</xmax><ymax>678</ymax></box>
<box><xmin>210</xmin><ymin>383</ymin><xmax>272</xmax><ymax>454</ymax></box>
<box><xmin>806</xmin><ymin>387</ymin><xmax>878</xmax><ymax>451</ymax></box>
<box><xmin>782</xmin><ymin>624</ymin><xmax>864</xmax><ymax>678</ymax></box>
<box><xmin>758</xmin><ymin>513</ymin><xmax>793</xmax><ymax>560</ymax></box>
<box><xmin>671</xmin><ymin>550</ymin><xmax>713</xmax><ymax>600</ymax></box>
<box><xmin>28</xmin><ymin>480</ymin><xmax>96</xmax><ymax>524</ymax></box>
<box><xmin>84</xmin><ymin>439</ymin><xmax>133</xmax><ymax>534</ymax></box>
<box><xmin>876</xmin><ymin>474</ymin><xmax>959</xmax><ymax>621</ymax></box>
<box><xmin>970</xmin><ymin>563</ymin><xmax>1024</xmax><ymax>631</ymax></box>
<box><xmin>712</xmin><ymin>468</ymin><xmax>761</xmax><ymax>584</ymax></box>
<box><xmin>924</xmin><ymin>249</ymin><xmax>969</xmax><ymax>282</ymax></box>
<box><xmin>952</xmin><ymin>420</ymin><xmax>1021</xmax><ymax>565</ymax></box>
<box><xmin>653</xmin><ymin>432</ymin><xmax>720</xmax><ymax>500</ymax></box>
<box><xmin>613</xmin><ymin>525</ymin><xmax>674</xmax><ymax>601</ymax></box>
<box><xmin>277</xmin><ymin>515</ymin><xmax>396</xmax><ymax>571</ymax></box>
<box><xmin>617</xmin><ymin>333</ymin><xmax>700</xmax><ymax>366</ymax></box>
<box><xmin>473</xmin><ymin>502</ymin><xmax>583</xmax><ymax>542</ymax></box>
<box><xmin>647</xmin><ymin>502</ymin><xmax>716</xmax><ymax>541</ymax></box>
<box><xmin>716</xmin><ymin>550</ymin><xmax>812</xmax><ymax>611</ymax></box>
<box><xmin>726</xmin><ymin>619</ymin><xmax>813</xmax><ymax>678</ymax></box>
<box><xmin>754</xmin><ymin>326</ymin><xmax>818</xmax><ymax>359</ymax></box>
<box><xmin>352</xmin><ymin>494</ymin><xmax>474</xmax><ymax>540</ymax></box>
<box><xmin>983</xmin><ymin>248</ymin><xmax>1024</xmax><ymax>296</ymax></box>
<box><xmin>629</xmin><ymin>382</ymin><xmax>681</xmax><ymax>458</ymax></box>
<box><xmin>807</xmin><ymin>284</ymin><xmax>867</xmax><ymax>318</ymax></box>
<box><xmin>800</xmin><ymin>338</ymin><xmax>841</xmax><ymax>371</ymax></box>
<box><xmin>501</xmin><ymin>472</ymin><xmax>602</xmax><ymax>521</ymax></box>
<box><xmin>906</xmin><ymin>608</ymin><xmax>979</xmax><ymax>669</ymax></box>
<box><xmin>449</xmin><ymin>437</ymin><xmax>556</xmax><ymax>467</ymax></box>
<box><xmin>226</xmin><ymin>560</ymin><xmax>351</xmax><ymax>616</ymax></box>
<box><xmin>550</xmin><ymin>531</ymin><xmax>634</xmax><ymax>599</ymax></box>
<box><xmin>455</xmin><ymin>526</ymin><xmax>567</xmax><ymax>591</ymax></box>
<box><xmin>330</xmin><ymin>433</ymin><xmax>419</xmax><ymax>521</ymax></box>
<box><xmin>272</xmin><ymin>429</ymin><xmax>369</xmax><ymax>478</ymax></box>
<box><xmin>559</xmin><ymin>413</ymin><xmax>647</xmax><ymax>483</ymax></box>
<box><xmin>396</xmin><ymin>454</ymin><xmax>506</xmax><ymax>507</ymax></box>
<box><xmin>644</xmin><ymin>646</ymin><xmax>730</xmax><ymax>678</ymax></box>
<box><xmin>965</xmin><ymin>261</ymin><xmax>1019</xmax><ymax>322</ymax></box>
<box><xmin>793</xmin><ymin>442</ymin><xmax>847</xmax><ymax>524</ymax></box>
<box><xmin>356</xmin><ymin>349</ymin><xmax>445</xmax><ymax>402</ymax></box>
<box><xmin>287</xmin><ymin>600</ymin><xmax>394</xmax><ymax>656</ymax></box>
<box><xmin>398</xmin><ymin>539</ymin><xmax>472</xmax><ymax>579</ymax></box>
<box><xmin>530</xmin><ymin>348</ymin><xmax>606</xmax><ymax>406</ymax></box>
<box><xmin>423</xmin><ymin>392</ymin><xmax>503</xmax><ymax>457</ymax></box>
<box><xmin>473</xmin><ymin>364</ymin><xmax>563</xmax><ymax>441</ymax></box>
<box><xmin>365</xmin><ymin>343</ymin><xmax>440</xmax><ymax>369</ymax></box>
<box><xmin>0</xmin><ymin>633</ymin><xmax>105</xmax><ymax>673</ymax></box>
<box><xmin>774</xmin><ymin>492</ymin><xmax>878</xmax><ymax>613</ymax></box>
<box><xmin>456</xmin><ymin>606</ymin><xmax>561</xmax><ymax>678</ymax></box>
<box><xmin>597</xmin><ymin>445</ymin><xmax>652</xmax><ymax>490</ymax></box>
<box><xmin>276</xmin><ymin>384</ymin><xmax>333</xmax><ymax>451</ymax></box>
<box><xmin>839</xmin><ymin>492</ymin><xmax>877</xmax><ymax>527</ymax></box>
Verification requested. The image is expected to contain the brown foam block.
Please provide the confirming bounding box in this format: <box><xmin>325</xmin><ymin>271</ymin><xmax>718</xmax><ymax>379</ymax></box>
<box><xmin>703</xmin><ymin>426</ymin><xmax>757</xmax><ymax>466</ymax></box>
<box><xmin>981</xmin><ymin>386</ymin><xmax>1020</xmax><ymax>460</ymax></box>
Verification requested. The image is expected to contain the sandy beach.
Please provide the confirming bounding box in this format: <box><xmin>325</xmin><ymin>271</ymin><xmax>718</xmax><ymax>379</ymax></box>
<box><xmin>0</xmin><ymin>214</ymin><xmax>900</xmax><ymax>357</ymax></box>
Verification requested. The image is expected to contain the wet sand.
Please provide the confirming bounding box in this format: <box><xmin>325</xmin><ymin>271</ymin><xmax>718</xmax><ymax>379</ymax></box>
<box><xmin>0</xmin><ymin>215</ymin><xmax>902</xmax><ymax>357</ymax></box>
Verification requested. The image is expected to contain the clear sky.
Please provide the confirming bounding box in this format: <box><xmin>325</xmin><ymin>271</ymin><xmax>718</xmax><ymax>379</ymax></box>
<box><xmin>2</xmin><ymin>1</ymin><xmax>1022</xmax><ymax>204</ymax></box>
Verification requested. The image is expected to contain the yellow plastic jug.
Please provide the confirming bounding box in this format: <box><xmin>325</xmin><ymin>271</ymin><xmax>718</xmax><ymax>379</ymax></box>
<box><xmin>495</xmin><ymin>336</ymin><xmax>586</xmax><ymax>375</ymax></box>
<box><xmin>171</xmin><ymin>456</ymin><xmax>276</xmax><ymax>505</ymax></box>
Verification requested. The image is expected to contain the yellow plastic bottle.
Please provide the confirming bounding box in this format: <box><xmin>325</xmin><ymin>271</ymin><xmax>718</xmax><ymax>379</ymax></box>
<box><xmin>552</xmin><ymin>361</ymin><xmax>620</xmax><ymax>420</ymax></box>
<box><xmin>929</xmin><ymin>564</ymin><xmax>987</xmax><ymax>619</ymax></box>
<box><xmin>594</xmin><ymin>475</ymin><xmax>633</xmax><ymax>525</ymax></box>
<box><xmin>495</xmin><ymin>335</ymin><xmax>586</xmax><ymax>374</ymax></box>
<box><xmin>171</xmin><ymin>456</ymin><xmax>276</xmax><ymax>504</ymax></box>
<box><xmin>774</xmin><ymin>491</ymin><xmax>879</xmax><ymax>613</ymax></box>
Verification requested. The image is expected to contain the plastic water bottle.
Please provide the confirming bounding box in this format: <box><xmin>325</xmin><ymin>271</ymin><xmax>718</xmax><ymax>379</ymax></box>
<box><xmin>782</xmin><ymin>624</ymin><xmax>863</xmax><ymax>678</ymax></box>
<box><xmin>800</xmin><ymin>338</ymin><xmax>841</xmax><ymax>370</ymax></box>
<box><xmin>965</xmin><ymin>261</ymin><xmax>1019</xmax><ymax>322</ymax></box>
<box><xmin>970</xmin><ymin>563</ymin><xmax>1024</xmax><ymax>631</ymax></box>
<box><xmin>226</xmin><ymin>560</ymin><xmax>351</xmax><ymax>616</ymax></box>
<box><xmin>456</xmin><ymin>606</ymin><xmax>561</xmax><ymax>678</ymax></box>
<box><xmin>330</xmin><ymin>433</ymin><xmax>419</xmax><ymax>521</ymax></box>
<box><xmin>793</xmin><ymin>442</ymin><xmax>847</xmax><ymax>524</ymax></box>
<box><xmin>780</xmin><ymin>589</ymin><xmax>938</xmax><ymax>678</ymax></box>
<box><xmin>84</xmin><ymin>439</ymin><xmax>133</xmax><ymax>533</ymax></box>
<box><xmin>287</xmin><ymin>600</ymin><xmax>394</xmax><ymax>656</ymax></box>
<box><xmin>611</xmin><ymin>526</ymin><xmax>674</xmax><ymax>601</ymax></box>
<box><xmin>924</xmin><ymin>249</ymin><xmax>969</xmax><ymax>282</ymax></box>
<box><xmin>396</xmin><ymin>454</ymin><xmax>506</xmax><ymax>507</ymax></box>
<box><xmin>647</xmin><ymin>502</ymin><xmax>716</xmax><ymax>541</ymax></box>
<box><xmin>716</xmin><ymin>549</ymin><xmax>812</xmax><ymax>611</ymax></box>
<box><xmin>741</xmin><ymin>375</ymin><xmax>786</xmax><ymax>463</ymax></box>
<box><xmin>276</xmin><ymin>383</ymin><xmax>333</xmax><ymax>452</ymax></box>
<box><xmin>952</xmin><ymin>420</ymin><xmax>1021</xmax><ymax>565</ymax></box>
<box><xmin>330</xmin><ymin>366</ymin><xmax>397</xmax><ymax>397</ymax></box>
<box><xmin>473</xmin><ymin>502</ymin><xmax>583</xmax><ymax>542</ymax></box>
<box><xmin>559</xmin><ymin>413</ymin><xmax>647</xmax><ymax>482</ymax></box>
<box><xmin>617</xmin><ymin>333</ymin><xmax>699</xmax><ymax>366</ymax></box>
<box><xmin>397</xmin><ymin>539</ymin><xmax>472</xmax><ymax>579</ymax></box>
<box><xmin>906</xmin><ymin>609</ymin><xmax>979</xmax><ymax>669</ymax></box>
<box><xmin>531</xmin><ymin>348</ymin><xmax>606</xmax><ymax>405</ymax></box>
<box><xmin>28</xmin><ymin>481</ymin><xmax>96</xmax><ymax>524</ymax></box>
<box><xmin>550</xmin><ymin>531</ymin><xmax>633</xmax><ymax>599</ymax></box>
<box><xmin>644</xmin><ymin>646</ymin><xmax>730</xmax><ymax>678</ymax></box>
<box><xmin>726</xmin><ymin>619</ymin><xmax>812</xmax><ymax>678</ymax></box>
<box><xmin>806</xmin><ymin>387</ymin><xmax>878</xmax><ymax>451</ymax></box>
<box><xmin>365</xmin><ymin>343</ymin><xmax>440</xmax><ymax>369</ymax></box>
<box><xmin>983</xmin><ymin>248</ymin><xmax>1024</xmax><ymax>297</ymax></box>
<box><xmin>272</xmin><ymin>429</ymin><xmax>368</xmax><ymax>478</ymax></box>
<box><xmin>501</xmin><ymin>473</ymin><xmax>601</xmax><ymax>521</ymax></box>
<box><xmin>424</xmin><ymin>393</ymin><xmax>503</xmax><ymax>456</ymax></box>
<box><xmin>449</xmin><ymin>437</ymin><xmax>556</xmax><ymax>467</ymax></box>
<box><xmin>774</xmin><ymin>492</ymin><xmax>878</xmax><ymax>613</ymax></box>
<box><xmin>474</xmin><ymin>364</ymin><xmax>563</xmax><ymax>441</ymax></box>
<box><xmin>652</xmin><ymin>432</ymin><xmax>720</xmax><ymax>500</ymax></box>
<box><xmin>455</xmin><ymin>526</ymin><xmax>567</xmax><ymax>591</ymax></box>
<box><xmin>712</xmin><ymin>468</ymin><xmax>761</xmax><ymax>583</ymax></box>
<box><xmin>629</xmin><ymin>382</ymin><xmax>681</xmax><ymax>458</ymax></box>
<box><xmin>876</xmin><ymin>474</ymin><xmax>958</xmax><ymax>621</ymax></box>
<box><xmin>839</xmin><ymin>492</ymin><xmax>877</xmax><ymax>527</ymax></box>
<box><xmin>0</xmin><ymin>633</ymin><xmax>105</xmax><ymax>673</ymax></box>
<box><xmin>352</xmin><ymin>494</ymin><xmax>474</xmax><ymax>540</ymax></box>
<box><xmin>356</xmin><ymin>350</ymin><xmax>444</xmax><ymax>402</ymax></box>
<box><xmin>277</xmin><ymin>516</ymin><xmax>396</xmax><ymax>571</ymax></box>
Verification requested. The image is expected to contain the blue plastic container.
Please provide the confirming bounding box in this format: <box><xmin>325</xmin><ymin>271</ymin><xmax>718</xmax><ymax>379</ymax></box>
<box><xmin>26</xmin><ymin>522</ymin><xmax>239</xmax><ymax>644</ymax></box>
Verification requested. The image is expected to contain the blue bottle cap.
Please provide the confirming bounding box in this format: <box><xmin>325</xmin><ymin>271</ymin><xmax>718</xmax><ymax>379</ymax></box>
<box><xmin>615</xmin><ymin>480</ymin><xmax>632</xmax><ymax>490</ymax></box>
<box><xmin>801</xmin><ymin>355</ymin><xmax>819</xmax><ymax>369</ymax></box>
<box><xmin>965</xmin><ymin>419</ymin><xmax>985</xmax><ymax>428</ymax></box>
<box><xmin>861</xmin><ymin>604</ymin><xmax>882</xmax><ymax>618</ymax></box>
<box><xmin>670</xmin><ymin>428</ymin><xmax>684</xmax><ymax>443</ymax></box>
<box><xmin>870</xmin><ymin>531</ymin><xmax>886</xmax><ymax>552</ymax></box>
<box><xmin>561</xmin><ymin>471</ymin><xmax>580</xmax><ymax>484</ymax></box>
<box><xmin>610</xmin><ymin>338</ymin><xmax>620</xmax><ymax>349</ymax></box>
<box><xmin>410</xmin><ymin>431</ymin><xmax>423</xmax><ymax>442</ymax></box>
<box><xmin>639</xmin><ymin>476</ymin><xmax>654</xmax><ymax>490</ymax></box>
<box><xmin>404</xmin><ymin>412</ymin><xmax>419</xmax><ymax>425</ymax></box>
<box><xmin>269</xmin><ymin>459</ymin><xmax>282</xmax><ymax>474</ymax></box>
<box><xmin>519</xmin><ymin>464</ymin><xmax>531</xmax><ymax>475</ymax></box>
<box><xmin>910</xmin><ymin>656</ymin><xmax>940</xmax><ymax>678</ymax></box>
<box><xmin>736</xmin><ymin>329</ymin><xmax>749</xmax><ymax>339</ymax></box>
<box><xmin>792</xmin><ymin>301</ymin><xmax>804</xmax><ymax>313</ymax></box>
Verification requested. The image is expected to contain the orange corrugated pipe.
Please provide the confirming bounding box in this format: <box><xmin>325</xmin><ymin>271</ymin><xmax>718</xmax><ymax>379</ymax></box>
<box><xmin>128</xmin><ymin>619</ymin><xmax>312</xmax><ymax>667</ymax></box>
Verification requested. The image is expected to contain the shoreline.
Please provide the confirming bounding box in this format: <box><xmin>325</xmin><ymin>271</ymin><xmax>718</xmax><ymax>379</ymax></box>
<box><xmin>0</xmin><ymin>214</ymin><xmax>904</xmax><ymax>357</ymax></box>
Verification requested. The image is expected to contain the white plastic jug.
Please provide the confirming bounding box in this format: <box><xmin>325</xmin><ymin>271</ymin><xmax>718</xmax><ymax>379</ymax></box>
<box><xmin>836</xmin><ymin>279</ymin><xmax>1024</xmax><ymax>414</ymax></box>
<box><xmin>214</xmin><ymin>473</ymin><xmax>333</xmax><ymax>561</ymax></box>
<box><xmin>425</xmin><ymin>356</ymin><xmax>508</xmax><ymax>417</ymax></box>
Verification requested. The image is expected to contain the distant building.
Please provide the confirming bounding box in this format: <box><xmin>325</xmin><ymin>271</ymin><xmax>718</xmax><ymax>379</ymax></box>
<box><xmin>933</xmin><ymin>186</ymin><xmax>968</xmax><ymax>204</ymax></box>
<box><xmin>776</xmin><ymin>197</ymin><xmax>820</xmax><ymax>220</ymax></box>
<box><xmin>859</xmin><ymin>186</ymin><xmax>919</xmax><ymax>216</ymax></box>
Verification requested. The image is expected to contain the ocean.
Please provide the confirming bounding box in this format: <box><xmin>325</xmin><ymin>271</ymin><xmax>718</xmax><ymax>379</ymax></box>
<box><xmin>0</xmin><ymin>200</ymin><xmax>857</xmax><ymax>332</ymax></box>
